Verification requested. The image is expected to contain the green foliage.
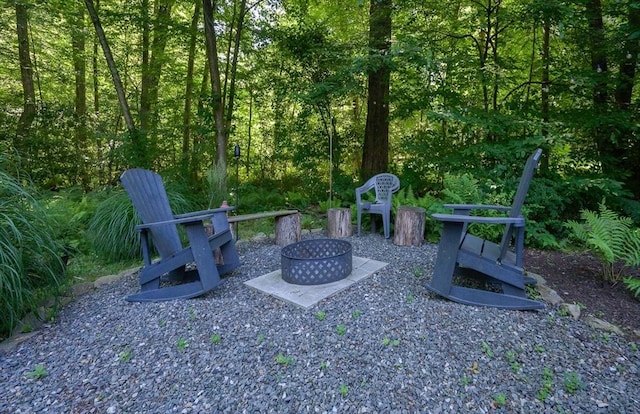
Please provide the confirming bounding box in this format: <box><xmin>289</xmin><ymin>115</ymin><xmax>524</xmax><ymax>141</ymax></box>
<box><xmin>206</xmin><ymin>162</ymin><xmax>228</xmax><ymax>209</ymax></box>
<box><xmin>87</xmin><ymin>191</ymin><xmax>141</xmax><ymax>262</ymax></box>
<box><xmin>623</xmin><ymin>277</ymin><xmax>640</xmax><ymax>298</ymax></box>
<box><xmin>392</xmin><ymin>186</ymin><xmax>443</xmax><ymax>242</ymax></box>
<box><xmin>566</xmin><ymin>202</ymin><xmax>640</xmax><ymax>282</ymax></box>
<box><xmin>87</xmin><ymin>188</ymin><xmax>192</xmax><ymax>262</ymax></box>
<box><xmin>39</xmin><ymin>187</ymin><xmax>106</xmax><ymax>255</ymax></box>
<box><xmin>237</xmin><ymin>181</ymin><xmax>288</xmax><ymax>214</ymax></box>
<box><xmin>0</xmin><ymin>162</ymin><xmax>66</xmax><ymax>339</ymax></box>
<box><xmin>440</xmin><ymin>173</ymin><xmax>483</xmax><ymax>205</ymax></box>
<box><xmin>26</xmin><ymin>364</ymin><xmax>48</xmax><ymax>380</ymax></box>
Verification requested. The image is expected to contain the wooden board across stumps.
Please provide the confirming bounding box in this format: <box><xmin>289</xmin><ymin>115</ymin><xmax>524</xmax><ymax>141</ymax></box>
<box><xmin>327</xmin><ymin>207</ymin><xmax>353</xmax><ymax>238</ymax></box>
<box><xmin>394</xmin><ymin>205</ymin><xmax>425</xmax><ymax>246</ymax></box>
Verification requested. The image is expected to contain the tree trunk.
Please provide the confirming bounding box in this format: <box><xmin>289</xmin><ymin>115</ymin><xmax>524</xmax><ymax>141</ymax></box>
<box><xmin>15</xmin><ymin>2</ymin><xmax>36</xmax><ymax>146</ymax></box>
<box><xmin>84</xmin><ymin>0</ymin><xmax>135</xmax><ymax>132</ymax></box>
<box><xmin>585</xmin><ymin>0</ymin><xmax>619</xmax><ymax>172</ymax></box>
<box><xmin>92</xmin><ymin>0</ymin><xmax>100</xmax><ymax>116</ymax></box>
<box><xmin>71</xmin><ymin>4</ymin><xmax>89</xmax><ymax>190</ymax></box>
<box><xmin>614</xmin><ymin>4</ymin><xmax>640</xmax><ymax>197</ymax></box>
<box><xmin>539</xmin><ymin>19</ymin><xmax>551</xmax><ymax>173</ymax></box>
<box><xmin>140</xmin><ymin>0</ymin><xmax>175</xmax><ymax>146</ymax></box>
<box><xmin>203</xmin><ymin>0</ymin><xmax>227</xmax><ymax>172</ymax></box>
<box><xmin>140</xmin><ymin>0</ymin><xmax>151</xmax><ymax>133</ymax></box>
<box><xmin>182</xmin><ymin>0</ymin><xmax>201</xmax><ymax>178</ymax></box>
<box><xmin>223</xmin><ymin>0</ymin><xmax>247</xmax><ymax>138</ymax></box>
<box><xmin>361</xmin><ymin>0</ymin><xmax>392</xmax><ymax>181</ymax></box>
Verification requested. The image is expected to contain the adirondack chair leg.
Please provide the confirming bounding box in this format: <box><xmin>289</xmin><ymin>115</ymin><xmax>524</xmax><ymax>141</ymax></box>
<box><xmin>215</xmin><ymin>234</ymin><xmax>240</xmax><ymax>275</ymax></box>
<box><xmin>425</xmin><ymin>222</ymin><xmax>544</xmax><ymax>310</ymax></box>
<box><xmin>426</xmin><ymin>221</ymin><xmax>462</xmax><ymax>297</ymax></box>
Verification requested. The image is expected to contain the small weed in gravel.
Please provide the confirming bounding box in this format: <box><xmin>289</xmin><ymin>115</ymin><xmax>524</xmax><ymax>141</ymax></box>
<box><xmin>26</xmin><ymin>364</ymin><xmax>48</xmax><ymax>380</ymax></box>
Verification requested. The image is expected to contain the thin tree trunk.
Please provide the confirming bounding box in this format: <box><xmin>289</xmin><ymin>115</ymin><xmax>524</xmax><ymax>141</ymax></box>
<box><xmin>141</xmin><ymin>0</ymin><xmax>175</xmax><ymax>140</ymax></box>
<box><xmin>15</xmin><ymin>2</ymin><xmax>36</xmax><ymax>145</ymax></box>
<box><xmin>539</xmin><ymin>19</ymin><xmax>551</xmax><ymax>173</ymax></box>
<box><xmin>140</xmin><ymin>0</ymin><xmax>151</xmax><ymax>133</ymax></box>
<box><xmin>586</xmin><ymin>0</ymin><xmax>622</xmax><ymax>175</ymax></box>
<box><xmin>223</xmin><ymin>0</ymin><xmax>247</xmax><ymax>137</ymax></box>
<box><xmin>92</xmin><ymin>0</ymin><xmax>100</xmax><ymax>116</ymax></box>
<box><xmin>72</xmin><ymin>4</ymin><xmax>89</xmax><ymax>190</ymax></box>
<box><xmin>84</xmin><ymin>0</ymin><xmax>135</xmax><ymax>131</ymax></box>
<box><xmin>182</xmin><ymin>0</ymin><xmax>201</xmax><ymax>178</ymax></box>
<box><xmin>203</xmin><ymin>0</ymin><xmax>227</xmax><ymax>171</ymax></box>
<box><xmin>614</xmin><ymin>3</ymin><xmax>640</xmax><ymax>196</ymax></box>
<box><xmin>361</xmin><ymin>0</ymin><xmax>392</xmax><ymax>180</ymax></box>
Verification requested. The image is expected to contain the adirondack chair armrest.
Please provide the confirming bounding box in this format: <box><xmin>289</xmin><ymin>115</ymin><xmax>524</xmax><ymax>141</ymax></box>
<box><xmin>432</xmin><ymin>213</ymin><xmax>525</xmax><ymax>227</ymax></box>
<box><xmin>443</xmin><ymin>204</ymin><xmax>511</xmax><ymax>215</ymax></box>
<box><xmin>134</xmin><ymin>213</ymin><xmax>221</xmax><ymax>232</ymax></box>
<box><xmin>174</xmin><ymin>206</ymin><xmax>235</xmax><ymax>219</ymax></box>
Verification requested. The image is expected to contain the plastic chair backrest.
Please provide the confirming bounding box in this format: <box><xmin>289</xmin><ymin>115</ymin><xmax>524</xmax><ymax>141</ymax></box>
<box><xmin>373</xmin><ymin>174</ymin><xmax>400</xmax><ymax>203</ymax></box>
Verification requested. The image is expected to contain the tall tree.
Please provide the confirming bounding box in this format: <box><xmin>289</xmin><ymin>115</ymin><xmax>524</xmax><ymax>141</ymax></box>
<box><xmin>203</xmin><ymin>0</ymin><xmax>227</xmax><ymax>171</ymax></box>
<box><xmin>84</xmin><ymin>0</ymin><xmax>144</xmax><ymax>167</ymax></box>
<box><xmin>140</xmin><ymin>0</ymin><xmax>175</xmax><ymax>141</ymax></box>
<box><xmin>182</xmin><ymin>0</ymin><xmax>201</xmax><ymax>178</ymax></box>
<box><xmin>361</xmin><ymin>0</ymin><xmax>392</xmax><ymax>180</ymax></box>
<box><xmin>15</xmin><ymin>1</ymin><xmax>36</xmax><ymax>146</ymax></box>
<box><xmin>71</xmin><ymin>3</ymin><xmax>89</xmax><ymax>189</ymax></box>
<box><xmin>202</xmin><ymin>0</ymin><xmax>251</xmax><ymax>173</ymax></box>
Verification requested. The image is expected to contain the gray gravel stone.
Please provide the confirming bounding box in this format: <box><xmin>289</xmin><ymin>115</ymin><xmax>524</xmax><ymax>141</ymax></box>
<box><xmin>1</xmin><ymin>232</ymin><xmax>639</xmax><ymax>412</ymax></box>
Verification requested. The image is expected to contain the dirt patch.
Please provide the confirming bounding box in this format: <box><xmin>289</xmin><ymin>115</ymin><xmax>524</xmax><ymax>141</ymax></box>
<box><xmin>525</xmin><ymin>249</ymin><xmax>640</xmax><ymax>334</ymax></box>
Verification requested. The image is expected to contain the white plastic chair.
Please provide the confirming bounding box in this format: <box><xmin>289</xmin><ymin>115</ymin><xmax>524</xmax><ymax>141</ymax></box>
<box><xmin>355</xmin><ymin>173</ymin><xmax>400</xmax><ymax>238</ymax></box>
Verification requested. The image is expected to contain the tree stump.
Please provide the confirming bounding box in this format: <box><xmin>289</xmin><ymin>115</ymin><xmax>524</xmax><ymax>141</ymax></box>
<box><xmin>394</xmin><ymin>206</ymin><xmax>425</xmax><ymax>247</ymax></box>
<box><xmin>275</xmin><ymin>213</ymin><xmax>301</xmax><ymax>246</ymax></box>
<box><xmin>327</xmin><ymin>207</ymin><xmax>353</xmax><ymax>238</ymax></box>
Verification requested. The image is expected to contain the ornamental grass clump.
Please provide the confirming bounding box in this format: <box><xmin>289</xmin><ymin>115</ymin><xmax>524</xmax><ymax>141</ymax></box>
<box><xmin>0</xmin><ymin>163</ymin><xmax>65</xmax><ymax>338</ymax></box>
<box><xmin>566</xmin><ymin>202</ymin><xmax>640</xmax><ymax>284</ymax></box>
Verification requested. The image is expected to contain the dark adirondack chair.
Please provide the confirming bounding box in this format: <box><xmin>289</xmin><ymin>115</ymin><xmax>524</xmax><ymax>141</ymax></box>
<box><xmin>425</xmin><ymin>149</ymin><xmax>545</xmax><ymax>310</ymax></box>
<box><xmin>355</xmin><ymin>173</ymin><xmax>401</xmax><ymax>239</ymax></box>
<box><xmin>120</xmin><ymin>169</ymin><xmax>240</xmax><ymax>302</ymax></box>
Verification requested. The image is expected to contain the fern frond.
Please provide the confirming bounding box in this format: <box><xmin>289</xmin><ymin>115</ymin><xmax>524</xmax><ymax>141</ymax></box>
<box><xmin>623</xmin><ymin>276</ymin><xmax>640</xmax><ymax>298</ymax></box>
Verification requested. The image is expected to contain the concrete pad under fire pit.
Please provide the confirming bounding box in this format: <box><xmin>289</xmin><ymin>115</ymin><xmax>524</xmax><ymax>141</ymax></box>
<box><xmin>244</xmin><ymin>256</ymin><xmax>388</xmax><ymax>309</ymax></box>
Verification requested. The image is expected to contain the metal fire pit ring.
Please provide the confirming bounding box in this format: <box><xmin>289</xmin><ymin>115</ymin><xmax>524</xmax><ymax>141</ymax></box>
<box><xmin>281</xmin><ymin>239</ymin><xmax>352</xmax><ymax>285</ymax></box>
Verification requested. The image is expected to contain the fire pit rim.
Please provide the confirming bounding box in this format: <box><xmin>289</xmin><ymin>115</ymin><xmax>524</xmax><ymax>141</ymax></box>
<box><xmin>280</xmin><ymin>238</ymin><xmax>353</xmax><ymax>285</ymax></box>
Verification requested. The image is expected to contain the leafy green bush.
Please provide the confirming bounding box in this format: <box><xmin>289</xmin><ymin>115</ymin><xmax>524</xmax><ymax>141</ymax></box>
<box><xmin>0</xmin><ymin>165</ymin><xmax>65</xmax><ymax>338</ymax></box>
<box><xmin>566</xmin><ymin>202</ymin><xmax>640</xmax><ymax>283</ymax></box>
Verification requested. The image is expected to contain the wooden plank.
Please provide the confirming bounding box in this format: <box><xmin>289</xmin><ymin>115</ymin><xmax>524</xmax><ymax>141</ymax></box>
<box><xmin>227</xmin><ymin>210</ymin><xmax>298</xmax><ymax>223</ymax></box>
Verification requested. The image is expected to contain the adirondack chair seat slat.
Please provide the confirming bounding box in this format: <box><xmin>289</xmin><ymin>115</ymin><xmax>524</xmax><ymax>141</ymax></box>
<box><xmin>121</xmin><ymin>168</ymin><xmax>240</xmax><ymax>302</ymax></box>
<box><xmin>425</xmin><ymin>148</ymin><xmax>545</xmax><ymax>310</ymax></box>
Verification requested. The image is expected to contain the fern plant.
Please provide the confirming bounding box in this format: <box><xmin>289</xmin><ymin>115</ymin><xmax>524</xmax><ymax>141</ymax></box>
<box><xmin>624</xmin><ymin>276</ymin><xmax>640</xmax><ymax>298</ymax></box>
<box><xmin>565</xmin><ymin>203</ymin><xmax>640</xmax><ymax>283</ymax></box>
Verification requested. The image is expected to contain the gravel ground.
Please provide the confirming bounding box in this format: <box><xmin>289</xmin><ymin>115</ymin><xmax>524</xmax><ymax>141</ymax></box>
<box><xmin>1</xmin><ymin>232</ymin><xmax>639</xmax><ymax>413</ymax></box>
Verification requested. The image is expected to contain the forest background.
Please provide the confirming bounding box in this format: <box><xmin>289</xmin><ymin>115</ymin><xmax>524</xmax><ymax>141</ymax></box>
<box><xmin>1</xmin><ymin>0</ymin><xmax>639</xmax><ymax>337</ymax></box>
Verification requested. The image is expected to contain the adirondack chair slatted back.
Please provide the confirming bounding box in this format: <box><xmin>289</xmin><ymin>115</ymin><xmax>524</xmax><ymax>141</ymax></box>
<box><xmin>120</xmin><ymin>169</ymin><xmax>183</xmax><ymax>258</ymax></box>
<box><xmin>374</xmin><ymin>174</ymin><xmax>400</xmax><ymax>202</ymax></box>
<box><xmin>498</xmin><ymin>148</ymin><xmax>542</xmax><ymax>259</ymax></box>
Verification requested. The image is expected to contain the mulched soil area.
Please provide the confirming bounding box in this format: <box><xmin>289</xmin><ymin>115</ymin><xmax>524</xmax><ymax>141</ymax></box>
<box><xmin>525</xmin><ymin>249</ymin><xmax>640</xmax><ymax>335</ymax></box>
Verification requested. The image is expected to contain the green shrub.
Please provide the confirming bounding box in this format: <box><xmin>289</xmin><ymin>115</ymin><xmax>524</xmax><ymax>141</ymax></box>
<box><xmin>566</xmin><ymin>202</ymin><xmax>640</xmax><ymax>283</ymax></box>
<box><xmin>0</xmin><ymin>165</ymin><xmax>65</xmax><ymax>338</ymax></box>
